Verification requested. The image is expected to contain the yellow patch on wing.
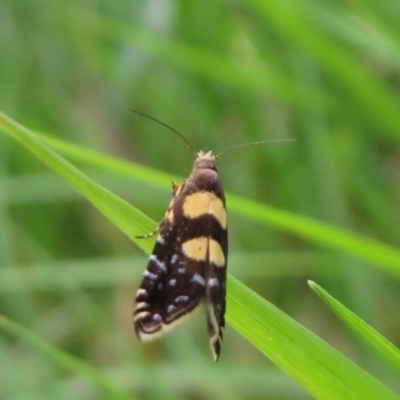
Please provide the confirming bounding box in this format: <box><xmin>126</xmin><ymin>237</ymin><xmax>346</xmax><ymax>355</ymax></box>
<box><xmin>165</xmin><ymin>181</ymin><xmax>184</xmax><ymax>224</ymax></box>
<box><xmin>182</xmin><ymin>237</ymin><xmax>225</xmax><ymax>267</ymax></box>
<box><xmin>209</xmin><ymin>239</ymin><xmax>225</xmax><ymax>267</ymax></box>
<box><xmin>172</xmin><ymin>181</ymin><xmax>183</xmax><ymax>197</ymax></box>
<box><xmin>182</xmin><ymin>237</ymin><xmax>208</xmax><ymax>261</ymax></box>
<box><xmin>209</xmin><ymin>197</ymin><xmax>227</xmax><ymax>229</ymax></box>
<box><xmin>166</xmin><ymin>209</ymin><xmax>174</xmax><ymax>223</ymax></box>
<box><xmin>183</xmin><ymin>191</ymin><xmax>227</xmax><ymax>229</ymax></box>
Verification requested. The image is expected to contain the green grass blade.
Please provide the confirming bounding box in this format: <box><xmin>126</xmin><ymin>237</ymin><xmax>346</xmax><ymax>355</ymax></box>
<box><xmin>59</xmin><ymin>4</ymin><xmax>327</xmax><ymax>112</ymax></box>
<box><xmin>37</xmin><ymin>132</ymin><xmax>176</xmax><ymax>191</ymax></box>
<box><xmin>0</xmin><ymin>315</ymin><xmax>135</xmax><ymax>400</ymax></box>
<box><xmin>247</xmin><ymin>0</ymin><xmax>400</xmax><ymax>141</ymax></box>
<box><xmin>227</xmin><ymin>276</ymin><xmax>400</xmax><ymax>400</ymax></box>
<box><xmin>309</xmin><ymin>280</ymin><xmax>400</xmax><ymax>377</ymax></box>
<box><xmin>0</xmin><ymin>111</ymin><xmax>155</xmax><ymax>254</ymax></box>
<box><xmin>37</xmin><ymin>131</ymin><xmax>400</xmax><ymax>277</ymax></box>
<box><xmin>1</xmin><ymin>111</ymin><xmax>400</xmax><ymax>398</ymax></box>
<box><xmin>229</xmin><ymin>195</ymin><xmax>400</xmax><ymax>275</ymax></box>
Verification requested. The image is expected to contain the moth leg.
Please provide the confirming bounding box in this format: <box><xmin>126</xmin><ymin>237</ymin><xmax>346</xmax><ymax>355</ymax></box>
<box><xmin>172</xmin><ymin>180</ymin><xmax>185</xmax><ymax>197</ymax></box>
<box><xmin>136</xmin><ymin>180</ymin><xmax>184</xmax><ymax>240</ymax></box>
<box><xmin>135</xmin><ymin>223</ymin><xmax>162</xmax><ymax>239</ymax></box>
<box><xmin>172</xmin><ymin>181</ymin><xmax>179</xmax><ymax>196</ymax></box>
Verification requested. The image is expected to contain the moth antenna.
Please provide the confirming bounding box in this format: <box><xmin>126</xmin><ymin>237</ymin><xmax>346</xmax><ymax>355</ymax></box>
<box><xmin>130</xmin><ymin>109</ymin><xmax>197</xmax><ymax>155</ymax></box>
<box><xmin>216</xmin><ymin>139</ymin><xmax>296</xmax><ymax>158</ymax></box>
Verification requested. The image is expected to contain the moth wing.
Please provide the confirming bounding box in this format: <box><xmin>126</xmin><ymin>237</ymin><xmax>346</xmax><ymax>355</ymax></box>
<box><xmin>206</xmin><ymin>201</ymin><xmax>228</xmax><ymax>361</ymax></box>
<box><xmin>175</xmin><ymin>181</ymin><xmax>228</xmax><ymax>361</ymax></box>
<box><xmin>134</xmin><ymin>183</ymin><xmax>206</xmax><ymax>341</ymax></box>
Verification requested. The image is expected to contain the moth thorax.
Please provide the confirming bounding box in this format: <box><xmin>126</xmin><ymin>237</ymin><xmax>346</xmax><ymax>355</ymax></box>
<box><xmin>194</xmin><ymin>151</ymin><xmax>218</xmax><ymax>171</ymax></box>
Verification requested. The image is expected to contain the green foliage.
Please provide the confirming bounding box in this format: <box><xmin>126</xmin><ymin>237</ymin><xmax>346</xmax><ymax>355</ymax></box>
<box><xmin>1</xmin><ymin>1</ymin><xmax>400</xmax><ymax>399</ymax></box>
<box><xmin>2</xmin><ymin>110</ymin><xmax>400</xmax><ymax>399</ymax></box>
<box><xmin>309</xmin><ymin>281</ymin><xmax>400</xmax><ymax>377</ymax></box>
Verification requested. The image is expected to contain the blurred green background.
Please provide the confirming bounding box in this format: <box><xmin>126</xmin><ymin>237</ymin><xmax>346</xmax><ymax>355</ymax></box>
<box><xmin>1</xmin><ymin>0</ymin><xmax>400</xmax><ymax>399</ymax></box>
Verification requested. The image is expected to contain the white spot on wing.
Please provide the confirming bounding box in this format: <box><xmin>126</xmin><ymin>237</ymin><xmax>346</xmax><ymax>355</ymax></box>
<box><xmin>135</xmin><ymin>288</ymin><xmax>148</xmax><ymax>299</ymax></box>
<box><xmin>153</xmin><ymin>313</ymin><xmax>162</xmax><ymax>323</ymax></box>
<box><xmin>150</xmin><ymin>255</ymin><xmax>167</xmax><ymax>272</ymax></box>
<box><xmin>167</xmin><ymin>304</ymin><xmax>176</xmax><ymax>313</ymax></box>
<box><xmin>143</xmin><ymin>270</ymin><xmax>158</xmax><ymax>280</ymax></box>
<box><xmin>135</xmin><ymin>302</ymin><xmax>149</xmax><ymax>311</ymax></box>
<box><xmin>169</xmin><ymin>279</ymin><xmax>177</xmax><ymax>286</ymax></box>
<box><xmin>175</xmin><ymin>295</ymin><xmax>189</xmax><ymax>304</ymax></box>
<box><xmin>133</xmin><ymin>310</ymin><xmax>151</xmax><ymax>322</ymax></box>
<box><xmin>191</xmin><ymin>273</ymin><xmax>205</xmax><ymax>286</ymax></box>
<box><xmin>170</xmin><ymin>254</ymin><xmax>179</xmax><ymax>264</ymax></box>
<box><xmin>157</xmin><ymin>235</ymin><xmax>165</xmax><ymax>244</ymax></box>
<box><xmin>208</xmin><ymin>277</ymin><xmax>220</xmax><ymax>288</ymax></box>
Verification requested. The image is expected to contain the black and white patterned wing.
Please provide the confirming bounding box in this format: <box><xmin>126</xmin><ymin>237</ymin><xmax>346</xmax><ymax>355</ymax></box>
<box><xmin>134</xmin><ymin>151</ymin><xmax>228</xmax><ymax>361</ymax></box>
<box><xmin>133</xmin><ymin>181</ymin><xmax>206</xmax><ymax>341</ymax></box>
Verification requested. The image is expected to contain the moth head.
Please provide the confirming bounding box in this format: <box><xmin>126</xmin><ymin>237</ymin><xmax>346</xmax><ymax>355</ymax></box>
<box><xmin>194</xmin><ymin>151</ymin><xmax>218</xmax><ymax>171</ymax></box>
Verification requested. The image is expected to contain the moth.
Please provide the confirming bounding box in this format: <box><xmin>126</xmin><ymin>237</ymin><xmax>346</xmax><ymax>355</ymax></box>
<box><xmin>132</xmin><ymin>111</ymin><xmax>294</xmax><ymax>361</ymax></box>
